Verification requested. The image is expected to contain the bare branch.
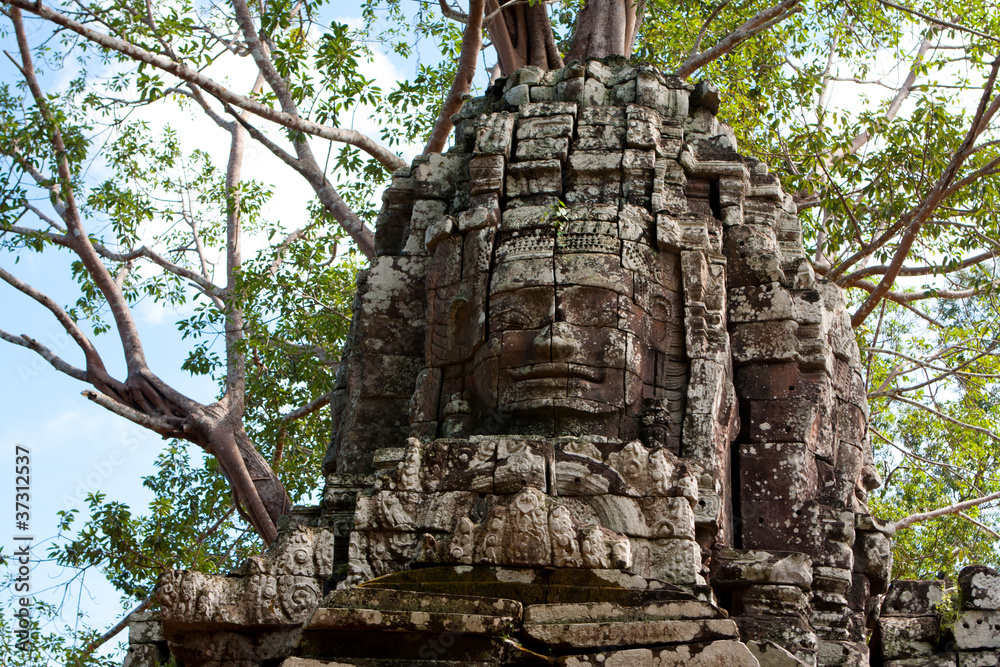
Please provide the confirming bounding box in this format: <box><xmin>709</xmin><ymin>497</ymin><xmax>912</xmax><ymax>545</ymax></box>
<box><xmin>81</xmin><ymin>389</ymin><xmax>183</xmax><ymax>436</ymax></box>
<box><xmin>221</xmin><ymin>89</ymin><xmax>250</xmax><ymax>407</ymax></box>
<box><xmin>871</xmin><ymin>427</ymin><xmax>976</xmax><ymax>477</ymax></box>
<box><xmin>841</xmin><ymin>273</ymin><xmax>973</xmax><ymax>305</ymax></box>
<box><xmin>877</xmin><ymin>0</ymin><xmax>1000</xmax><ymax>45</ymax></box>
<box><xmin>269</xmin><ymin>226</ymin><xmax>309</xmax><ymax>276</ymax></box>
<box><xmin>0</xmin><ymin>264</ymin><xmax>107</xmax><ymax>373</ymax></box>
<box><xmin>226</xmin><ymin>105</ymin><xmax>376</xmax><ymax>258</ymax></box>
<box><xmin>839</xmin><ymin>250</ymin><xmax>997</xmax><ymax>284</ymax></box>
<box><xmin>842</xmin><ymin>30</ymin><xmax>935</xmax><ymax>157</ymax></box>
<box><xmin>1</xmin><ymin>0</ymin><xmax>406</xmax><ymax>172</ymax></box>
<box><xmin>941</xmin><ymin>155</ymin><xmax>1000</xmax><ymax>199</ymax></box>
<box><xmin>0</xmin><ymin>328</ymin><xmax>87</xmax><ymax>381</ymax></box>
<box><xmin>889</xmin><ymin>394</ymin><xmax>1000</xmax><ymax>445</ymax></box>
<box><xmin>439</xmin><ymin>0</ymin><xmax>469</xmax><ymax>22</ymax></box>
<box><xmin>892</xmin><ymin>490</ymin><xmax>1000</xmax><ymax>533</ymax></box>
<box><xmin>10</xmin><ymin>7</ymin><xmax>155</xmax><ymax>376</ymax></box>
<box><xmin>225</xmin><ymin>0</ymin><xmax>376</xmax><ymax>258</ymax></box>
<box><xmin>280</xmin><ymin>391</ymin><xmax>333</xmax><ymax>423</ymax></box>
<box><xmin>870</xmin><ymin>346</ymin><xmax>999</xmax><ymax>398</ymax></box>
<box><xmin>22</xmin><ymin>200</ymin><xmax>65</xmax><ymax>231</ymax></box>
<box><xmin>424</xmin><ymin>0</ymin><xmax>485</xmax><ymax>154</ymax></box>
<box><xmin>77</xmin><ymin>597</ymin><xmax>155</xmax><ymax>664</ymax></box>
<box><xmin>864</xmin><ymin>344</ymin><xmax>1000</xmax><ymax>377</ymax></box>
<box><xmin>959</xmin><ymin>511</ymin><xmax>1000</xmax><ymax>538</ymax></box>
<box><xmin>0</xmin><ymin>222</ymin><xmax>222</xmax><ymax>295</ymax></box>
<box><xmin>848</xmin><ymin>277</ymin><xmax>988</xmax><ymax>302</ymax></box>
<box><xmin>675</xmin><ymin>0</ymin><xmax>803</xmax><ymax>79</ymax></box>
<box><xmin>3</xmin><ymin>147</ymin><xmax>69</xmax><ymax>218</ymax></box>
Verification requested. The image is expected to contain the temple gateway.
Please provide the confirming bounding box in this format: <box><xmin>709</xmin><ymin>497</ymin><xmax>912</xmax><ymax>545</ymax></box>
<box><xmin>126</xmin><ymin>60</ymin><xmax>1000</xmax><ymax>667</ymax></box>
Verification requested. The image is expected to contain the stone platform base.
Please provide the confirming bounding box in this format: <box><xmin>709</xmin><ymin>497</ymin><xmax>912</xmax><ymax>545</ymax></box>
<box><xmin>286</xmin><ymin>565</ymin><xmax>755</xmax><ymax>666</ymax></box>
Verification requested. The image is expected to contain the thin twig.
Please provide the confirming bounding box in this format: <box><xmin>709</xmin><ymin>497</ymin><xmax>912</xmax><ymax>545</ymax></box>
<box><xmin>76</xmin><ymin>596</ymin><xmax>155</xmax><ymax>664</ymax></box>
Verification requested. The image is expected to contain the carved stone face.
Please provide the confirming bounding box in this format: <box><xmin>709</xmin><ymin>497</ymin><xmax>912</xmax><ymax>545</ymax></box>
<box><xmin>455</xmin><ymin>224</ymin><xmax>685</xmax><ymax>440</ymax></box>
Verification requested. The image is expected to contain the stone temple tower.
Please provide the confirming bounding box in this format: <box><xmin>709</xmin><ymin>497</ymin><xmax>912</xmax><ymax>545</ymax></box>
<box><xmin>144</xmin><ymin>60</ymin><xmax>1000</xmax><ymax>667</ymax></box>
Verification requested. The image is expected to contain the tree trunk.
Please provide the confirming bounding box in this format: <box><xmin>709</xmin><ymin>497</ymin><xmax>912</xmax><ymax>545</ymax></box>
<box><xmin>488</xmin><ymin>0</ymin><xmax>563</xmax><ymax>75</ymax></box>
<box><xmin>115</xmin><ymin>368</ymin><xmax>290</xmax><ymax>545</ymax></box>
<box><xmin>188</xmin><ymin>405</ymin><xmax>290</xmax><ymax>544</ymax></box>
<box><xmin>487</xmin><ymin>0</ymin><xmax>645</xmax><ymax>76</ymax></box>
<box><xmin>566</xmin><ymin>0</ymin><xmax>646</xmax><ymax>62</ymax></box>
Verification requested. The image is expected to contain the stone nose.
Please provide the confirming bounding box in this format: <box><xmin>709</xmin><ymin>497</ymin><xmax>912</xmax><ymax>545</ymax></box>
<box><xmin>533</xmin><ymin>324</ymin><xmax>577</xmax><ymax>361</ymax></box>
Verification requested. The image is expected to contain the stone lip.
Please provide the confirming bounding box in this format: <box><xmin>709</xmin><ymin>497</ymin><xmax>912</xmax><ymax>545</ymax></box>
<box><xmin>711</xmin><ymin>547</ymin><xmax>813</xmax><ymax>589</ymax></box>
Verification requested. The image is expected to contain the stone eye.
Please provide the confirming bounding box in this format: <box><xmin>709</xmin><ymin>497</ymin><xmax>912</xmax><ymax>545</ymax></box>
<box><xmin>493</xmin><ymin>307</ymin><xmax>534</xmax><ymax>329</ymax></box>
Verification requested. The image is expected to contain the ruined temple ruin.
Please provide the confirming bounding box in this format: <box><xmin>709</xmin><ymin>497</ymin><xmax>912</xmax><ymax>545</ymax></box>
<box><xmin>126</xmin><ymin>59</ymin><xmax>1000</xmax><ymax>667</ymax></box>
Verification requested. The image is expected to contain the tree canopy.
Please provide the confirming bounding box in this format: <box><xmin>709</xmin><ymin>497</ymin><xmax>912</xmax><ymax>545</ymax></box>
<box><xmin>1</xmin><ymin>0</ymin><xmax>999</xmax><ymax>662</ymax></box>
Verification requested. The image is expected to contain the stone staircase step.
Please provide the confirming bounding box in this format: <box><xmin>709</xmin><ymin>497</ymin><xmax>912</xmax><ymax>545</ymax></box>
<box><xmin>308</xmin><ymin>606</ymin><xmax>518</xmax><ymax>636</ymax></box>
<box><xmin>356</xmin><ymin>565</ymin><xmax>698</xmax><ymax>607</ymax></box>
<box><xmin>327</xmin><ymin>585</ymin><xmax>522</xmax><ymax>618</ymax></box>
<box><xmin>523</xmin><ymin>599</ymin><xmax>725</xmax><ymax>625</ymax></box>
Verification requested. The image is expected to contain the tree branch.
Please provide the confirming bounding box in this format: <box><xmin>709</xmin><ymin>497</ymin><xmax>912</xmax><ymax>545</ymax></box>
<box><xmin>941</xmin><ymin>155</ymin><xmax>1000</xmax><ymax>199</ymax></box>
<box><xmin>439</xmin><ymin>0</ymin><xmax>469</xmax><ymax>22</ymax></box>
<box><xmin>3</xmin><ymin>146</ymin><xmax>69</xmax><ymax>219</ymax></box>
<box><xmin>0</xmin><ymin>328</ymin><xmax>87</xmax><ymax>381</ymax></box>
<box><xmin>81</xmin><ymin>389</ymin><xmax>183</xmax><ymax>436</ymax></box>
<box><xmin>958</xmin><ymin>511</ymin><xmax>1000</xmax><ymax>538</ymax></box>
<box><xmin>842</xmin><ymin>273</ymin><xmax>977</xmax><ymax>306</ymax></box>
<box><xmin>850</xmin><ymin>56</ymin><xmax>1000</xmax><ymax>326</ymax></box>
<box><xmin>889</xmin><ymin>393</ymin><xmax>1000</xmax><ymax>444</ymax></box>
<box><xmin>892</xmin><ymin>490</ymin><xmax>1000</xmax><ymax>532</ymax></box>
<box><xmin>877</xmin><ymin>0</ymin><xmax>1000</xmax><ymax>45</ymax></box>
<box><xmin>226</xmin><ymin>105</ymin><xmax>376</xmax><ymax>258</ymax></box>
<box><xmin>843</xmin><ymin>29</ymin><xmax>935</xmax><ymax>157</ymax></box>
<box><xmin>675</xmin><ymin>0</ymin><xmax>803</xmax><ymax>79</ymax></box>
<box><xmin>269</xmin><ymin>226</ymin><xmax>309</xmax><ymax>276</ymax></box>
<box><xmin>0</xmin><ymin>0</ymin><xmax>406</xmax><ymax>172</ymax></box>
<box><xmin>76</xmin><ymin>596</ymin><xmax>155</xmax><ymax>665</ymax></box>
<box><xmin>221</xmin><ymin>86</ymin><xmax>250</xmax><ymax>408</ymax></box>
<box><xmin>0</xmin><ymin>265</ymin><xmax>113</xmax><ymax>380</ymax></box>
<box><xmin>687</xmin><ymin>0</ymin><xmax>730</xmax><ymax>59</ymax></box>
<box><xmin>226</xmin><ymin>0</ymin><xmax>377</xmax><ymax>258</ymax></box>
<box><xmin>424</xmin><ymin>0</ymin><xmax>485</xmax><ymax>154</ymax></box>
<box><xmin>870</xmin><ymin>345</ymin><xmax>998</xmax><ymax>398</ymax></box>
<box><xmin>21</xmin><ymin>199</ymin><xmax>65</xmax><ymax>231</ymax></box>
<box><xmin>1</xmin><ymin>221</ymin><xmax>222</xmax><ymax>295</ymax></box>
<box><xmin>280</xmin><ymin>391</ymin><xmax>333</xmax><ymax>423</ymax></box>
<box><xmin>838</xmin><ymin>250</ymin><xmax>997</xmax><ymax>284</ymax></box>
<box><xmin>11</xmin><ymin>7</ymin><xmax>155</xmax><ymax>377</ymax></box>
